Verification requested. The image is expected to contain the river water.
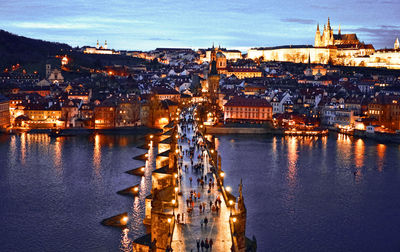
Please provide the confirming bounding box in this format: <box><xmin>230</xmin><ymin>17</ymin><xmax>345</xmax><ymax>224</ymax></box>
<box><xmin>217</xmin><ymin>133</ymin><xmax>400</xmax><ymax>252</ymax></box>
<box><xmin>0</xmin><ymin>133</ymin><xmax>400</xmax><ymax>251</ymax></box>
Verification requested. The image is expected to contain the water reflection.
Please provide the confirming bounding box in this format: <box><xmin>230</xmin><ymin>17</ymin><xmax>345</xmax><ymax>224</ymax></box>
<box><xmin>93</xmin><ymin>134</ymin><xmax>102</xmax><ymax>179</ymax></box>
<box><xmin>354</xmin><ymin>139</ymin><xmax>365</xmax><ymax>169</ymax></box>
<box><xmin>119</xmin><ymin>228</ymin><xmax>132</xmax><ymax>252</ymax></box>
<box><xmin>286</xmin><ymin>137</ymin><xmax>298</xmax><ymax>186</ymax></box>
<box><xmin>53</xmin><ymin>138</ymin><xmax>63</xmax><ymax>178</ymax></box>
<box><xmin>376</xmin><ymin>144</ymin><xmax>386</xmax><ymax>172</ymax></box>
<box><xmin>336</xmin><ymin>134</ymin><xmax>352</xmax><ymax>169</ymax></box>
<box><xmin>272</xmin><ymin>137</ymin><xmax>277</xmax><ymax>166</ymax></box>
<box><xmin>20</xmin><ymin>133</ymin><xmax>26</xmax><ymax>165</ymax></box>
<box><xmin>9</xmin><ymin>135</ymin><xmax>17</xmax><ymax>168</ymax></box>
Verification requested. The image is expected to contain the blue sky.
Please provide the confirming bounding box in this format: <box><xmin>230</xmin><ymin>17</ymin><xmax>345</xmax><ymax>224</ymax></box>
<box><xmin>1</xmin><ymin>0</ymin><xmax>399</xmax><ymax>51</ymax></box>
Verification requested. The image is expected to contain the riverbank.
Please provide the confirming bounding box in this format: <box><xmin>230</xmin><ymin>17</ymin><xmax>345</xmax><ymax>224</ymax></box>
<box><xmin>328</xmin><ymin>127</ymin><xmax>400</xmax><ymax>144</ymax></box>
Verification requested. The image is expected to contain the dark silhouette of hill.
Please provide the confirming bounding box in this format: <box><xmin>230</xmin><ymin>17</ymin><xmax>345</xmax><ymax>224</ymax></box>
<box><xmin>0</xmin><ymin>29</ymin><xmax>71</xmax><ymax>70</ymax></box>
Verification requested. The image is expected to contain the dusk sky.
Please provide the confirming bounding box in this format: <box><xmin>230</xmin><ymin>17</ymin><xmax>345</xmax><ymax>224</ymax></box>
<box><xmin>1</xmin><ymin>0</ymin><xmax>399</xmax><ymax>51</ymax></box>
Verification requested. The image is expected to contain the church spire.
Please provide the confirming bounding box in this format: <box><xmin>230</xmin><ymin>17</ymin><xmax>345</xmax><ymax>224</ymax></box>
<box><xmin>338</xmin><ymin>24</ymin><xmax>341</xmax><ymax>35</ymax></box>
<box><xmin>327</xmin><ymin>17</ymin><xmax>331</xmax><ymax>30</ymax></box>
<box><xmin>316</xmin><ymin>23</ymin><xmax>320</xmax><ymax>32</ymax></box>
<box><xmin>395</xmin><ymin>37</ymin><xmax>400</xmax><ymax>50</ymax></box>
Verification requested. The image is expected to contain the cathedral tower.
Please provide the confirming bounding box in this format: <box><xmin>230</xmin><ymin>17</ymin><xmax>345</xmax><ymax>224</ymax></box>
<box><xmin>208</xmin><ymin>59</ymin><xmax>220</xmax><ymax>106</ymax></box>
<box><xmin>315</xmin><ymin>23</ymin><xmax>322</xmax><ymax>47</ymax></box>
<box><xmin>315</xmin><ymin>17</ymin><xmax>335</xmax><ymax>47</ymax></box>
<box><xmin>395</xmin><ymin>38</ymin><xmax>399</xmax><ymax>50</ymax></box>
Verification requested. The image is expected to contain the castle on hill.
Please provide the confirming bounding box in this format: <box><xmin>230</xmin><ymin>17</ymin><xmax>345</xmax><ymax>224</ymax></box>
<box><xmin>247</xmin><ymin>17</ymin><xmax>400</xmax><ymax>69</ymax></box>
<box><xmin>314</xmin><ymin>17</ymin><xmax>361</xmax><ymax>47</ymax></box>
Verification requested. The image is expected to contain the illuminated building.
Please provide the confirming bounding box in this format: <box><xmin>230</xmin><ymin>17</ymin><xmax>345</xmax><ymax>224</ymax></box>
<box><xmin>68</xmin><ymin>90</ymin><xmax>92</xmax><ymax>104</ymax></box>
<box><xmin>116</xmin><ymin>96</ymin><xmax>141</xmax><ymax>127</ymax></box>
<box><xmin>201</xmin><ymin>45</ymin><xmax>242</xmax><ymax>62</ymax></box>
<box><xmin>94</xmin><ymin>96</ymin><xmax>141</xmax><ymax>129</ymax></box>
<box><xmin>94</xmin><ymin>99</ymin><xmax>117</xmax><ymax>129</ymax></box>
<box><xmin>61</xmin><ymin>100</ymin><xmax>80</xmax><ymax>128</ymax></box>
<box><xmin>23</xmin><ymin>104</ymin><xmax>62</xmax><ymax>129</ymax></box>
<box><xmin>226</xmin><ymin>67</ymin><xmax>262</xmax><ymax>79</ymax></box>
<box><xmin>223</xmin><ymin>96</ymin><xmax>272</xmax><ymax>123</ymax></box>
<box><xmin>47</xmin><ymin>68</ymin><xmax>64</xmax><ymax>84</ymax></box>
<box><xmin>314</xmin><ymin>18</ymin><xmax>362</xmax><ymax>47</ymax></box>
<box><xmin>152</xmin><ymin>86</ymin><xmax>180</xmax><ymax>103</ymax></box>
<box><xmin>247</xmin><ymin>18</ymin><xmax>380</xmax><ymax>66</ymax></box>
<box><xmin>368</xmin><ymin>94</ymin><xmax>400</xmax><ymax>131</ymax></box>
<box><xmin>0</xmin><ymin>94</ymin><xmax>10</xmax><ymax>130</ymax></box>
<box><xmin>83</xmin><ymin>40</ymin><xmax>120</xmax><ymax>55</ymax></box>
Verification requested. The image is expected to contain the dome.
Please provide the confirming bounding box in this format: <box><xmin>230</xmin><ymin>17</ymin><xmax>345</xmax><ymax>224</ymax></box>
<box><xmin>216</xmin><ymin>51</ymin><xmax>226</xmax><ymax>58</ymax></box>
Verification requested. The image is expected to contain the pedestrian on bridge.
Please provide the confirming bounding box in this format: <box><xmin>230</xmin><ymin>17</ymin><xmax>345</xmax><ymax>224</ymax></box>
<box><xmin>205</xmin><ymin>238</ymin><xmax>209</xmax><ymax>251</ymax></box>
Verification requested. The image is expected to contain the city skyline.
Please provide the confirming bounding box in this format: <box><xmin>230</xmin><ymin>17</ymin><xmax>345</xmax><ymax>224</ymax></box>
<box><xmin>1</xmin><ymin>0</ymin><xmax>400</xmax><ymax>51</ymax></box>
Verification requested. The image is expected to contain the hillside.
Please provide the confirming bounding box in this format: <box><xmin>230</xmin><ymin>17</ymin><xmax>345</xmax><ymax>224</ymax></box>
<box><xmin>0</xmin><ymin>30</ymin><xmax>153</xmax><ymax>77</ymax></box>
<box><xmin>0</xmin><ymin>30</ymin><xmax>71</xmax><ymax>70</ymax></box>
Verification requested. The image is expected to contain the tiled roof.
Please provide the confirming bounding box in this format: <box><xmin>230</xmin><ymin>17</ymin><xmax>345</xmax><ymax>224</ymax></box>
<box><xmin>152</xmin><ymin>86</ymin><xmax>180</xmax><ymax>95</ymax></box>
<box><xmin>224</xmin><ymin>96</ymin><xmax>272</xmax><ymax>107</ymax></box>
<box><xmin>228</xmin><ymin>67</ymin><xmax>262</xmax><ymax>73</ymax></box>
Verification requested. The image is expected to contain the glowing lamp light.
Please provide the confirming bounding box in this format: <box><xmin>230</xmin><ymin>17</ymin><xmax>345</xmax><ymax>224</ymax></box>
<box><xmin>175</xmin><ymin>149</ymin><xmax>179</xmax><ymax>154</ymax></box>
<box><xmin>168</xmin><ymin>218</ymin><xmax>172</xmax><ymax>223</ymax></box>
<box><xmin>226</xmin><ymin>186</ymin><xmax>231</xmax><ymax>192</ymax></box>
<box><xmin>232</xmin><ymin>217</ymin><xmax>237</xmax><ymax>223</ymax></box>
<box><xmin>174</xmin><ymin>187</ymin><xmax>179</xmax><ymax>192</ymax></box>
<box><xmin>174</xmin><ymin>174</ymin><xmax>178</xmax><ymax>178</ymax></box>
<box><xmin>141</xmin><ymin>167</ymin><xmax>145</xmax><ymax>172</ymax></box>
<box><xmin>211</xmin><ymin>149</ymin><xmax>214</xmax><ymax>154</ymax></box>
<box><xmin>175</xmin><ymin>135</ymin><xmax>179</xmax><ymax>139</ymax></box>
<box><xmin>150</xmin><ymin>135</ymin><xmax>154</xmax><ymax>139</ymax></box>
<box><xmin>220</xmin><ymin>172</ymin><xmax>225</xmax><ymax>178</ymax></box>
<box><xmin>145</xmin><ymin>153</ymin><xmax>149</xmax><ymax>157</ymax></box>
<box><xmin>133</xmin><ymin>187</ymin><xmax>139</xmax><ymax>192</ymax></box>
<box><xmin>229</xmin><ymin>200</ymin><xmax>234</xmax><ymax>206</ymax></box>
<box><xmin>121</xmin><ymin>216</ymin><xmax>129</xmax><ymax>224</ymax></box>
<box><xmin>159</xmin><ymin>117</ymin><xmax>169</xmax><ymax>125</ymax></box>
<box><xmin>172</xmin><ymin>199</ymin><xmax>176</xmax><ymax>205</ymax></box>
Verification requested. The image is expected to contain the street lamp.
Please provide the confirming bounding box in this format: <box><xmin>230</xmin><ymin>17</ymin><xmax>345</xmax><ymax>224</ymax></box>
<box><xmin>121</xmin><ymin>216</ymin><xmax>128</xmax><ymax>225</ymax></box>
<box><xmin>229</xmin><ymin>200</ymin><xmax>234</xmax><ymax>215</ymax></box>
